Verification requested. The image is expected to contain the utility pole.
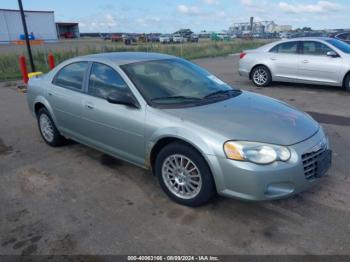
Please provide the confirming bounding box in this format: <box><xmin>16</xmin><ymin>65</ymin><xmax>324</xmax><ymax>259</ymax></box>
<box><xmin>18</xmin><ymin>0</ymin><xmax>36</xmax><ymax>72</ymax></box>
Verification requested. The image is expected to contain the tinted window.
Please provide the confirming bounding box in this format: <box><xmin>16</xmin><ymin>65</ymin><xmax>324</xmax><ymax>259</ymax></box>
<box><xmin>326</xmin><ymin>39</ymin><xmax>350</xmax><ymax>54</ymax></box>
<box><xmin>53</xmin><ymin>62</ymin><xmax>88</xmax><ymax>90</ymax></box>
<box><xmin>270</xmin><ymin>42</ymin><xmax>298</xmax><ymax>54</ymax></box>
<box><xmin>88</xmin><ymin>63</ymin><xmax>128</xmax><ymax>99</ymax></box>
<box><xmin>302</xmin><ymin>41</ymin><xmax>333</xmax><ymax>56</ymax></box>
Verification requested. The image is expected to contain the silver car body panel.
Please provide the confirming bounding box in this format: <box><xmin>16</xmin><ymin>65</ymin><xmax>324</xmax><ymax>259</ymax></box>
<box><xmin>239</xmin><ymin>37</ymin><xmax>350</xmax><ymax>87</ymax></box>
<box><xmin>27</xmin><ymin>52</ymin><xmax>330</xmax><ymax>201</ymax></box>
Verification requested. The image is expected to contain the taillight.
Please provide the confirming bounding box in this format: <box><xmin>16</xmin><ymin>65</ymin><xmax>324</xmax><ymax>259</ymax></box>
<box><xmin>240</xmin><ymin>52</ymin><xmax>247</xmax><ymax>59</ymax></box>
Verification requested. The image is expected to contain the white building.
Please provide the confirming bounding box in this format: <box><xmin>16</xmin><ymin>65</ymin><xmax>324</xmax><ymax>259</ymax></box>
<box><xmin>0</xmin><ymin>9</ymin><xmax>58</xmax><ymax>42</ymax></box>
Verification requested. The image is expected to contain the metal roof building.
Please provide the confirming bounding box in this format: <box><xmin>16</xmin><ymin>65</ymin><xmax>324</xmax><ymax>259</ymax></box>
<box><xmin>0</xmin><ymin>8</ymin><xmax>58</xmax><ymax>42</ymax></box>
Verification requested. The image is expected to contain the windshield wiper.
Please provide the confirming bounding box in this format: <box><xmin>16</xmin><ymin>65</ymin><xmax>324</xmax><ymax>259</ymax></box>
<box><xmin>151</xmin><ymin>96</ymin><xmax>202</xmax><ymax>102</ymax></box>
<box><xmin>204</xmin><ymin>89</ymin><xmax>241</xmax><ymax>99</ymax></box>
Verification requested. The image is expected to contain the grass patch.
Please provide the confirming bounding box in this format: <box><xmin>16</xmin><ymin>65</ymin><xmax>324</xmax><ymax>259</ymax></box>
<box><xmin>0</xmin><ymin>39</ymin><xmax>271</xmax><ymax>81</ymax></box>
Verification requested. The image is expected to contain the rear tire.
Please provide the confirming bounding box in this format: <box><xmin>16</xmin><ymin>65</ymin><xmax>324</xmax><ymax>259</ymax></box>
<box><xmin>344</xmin><ymin>74</ymin><xmax>350</xmax><ymax>91</ymax></box>
<box><xmin>251</xmin><ymin>66</ymin><xmax>272</xmax><ymax>87</ymax></box>
<box><xmin>155</xmin><ymin>142</ymin><xmax>215</xmax><ymax>207</ymax></box>
<box><xmin>36</xmin><ymin>108</ymin><xmax>66</xmax><ymax>147</ymax></box>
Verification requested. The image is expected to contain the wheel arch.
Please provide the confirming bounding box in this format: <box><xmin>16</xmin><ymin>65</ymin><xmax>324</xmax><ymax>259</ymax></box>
<box><xmin>34</xmin><ymin>102</ymin><xmax>46</xmax><ymax>116</ymax></box>
<box><xmin>150</xmin><ymin>137</ymin><xmax>205</xmax><ymax>169</ymax></box>
<box><xmin>148</xmin><ymin>136</ymin><xmax>218</xmax><ymax>193</ymax></box>
<box><xmin>249</xmin><ymin>64</ymin><xmax>271</xmax><ymax>80</ymax></box>
<box><xmin>148</xmin><ymin>134</ymin><xmax>214</xmax><ymax>174</ymax></box>
<box><xmin>33</xmin><ymin>96</ymin><xmax>58</xmax><ymax>125</ymax></box>
<box><xmin>342</xmin><ymin>71</ymin><xmax>350</xmax><ymax>88</ymax></box>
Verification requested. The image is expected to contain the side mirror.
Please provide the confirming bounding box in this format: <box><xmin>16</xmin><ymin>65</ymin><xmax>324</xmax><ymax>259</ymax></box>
<box><xmin>326</xmin><ymin>51</ymin><xmax>339</xmax><ymax>58</ymax></box>
<box><xmin>107</xmin><ymin>91</ymin><xmax>139</xmax><ymax>108</ymax></box>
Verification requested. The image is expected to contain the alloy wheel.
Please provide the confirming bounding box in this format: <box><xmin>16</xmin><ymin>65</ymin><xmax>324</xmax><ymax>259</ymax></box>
<box><xmin>253</xmin><ymin>68</ymin><xmax>268</xmax><ymax>86</ymax></box>
<box><xmin>162</xmin><ymin>154</ymin><xmax>202</xmax><ymax>199</ymax></box>
<box><xmin>39</xmin><ymin>114</ymin><xmax>54</xmax><ymax>142</ymax></box>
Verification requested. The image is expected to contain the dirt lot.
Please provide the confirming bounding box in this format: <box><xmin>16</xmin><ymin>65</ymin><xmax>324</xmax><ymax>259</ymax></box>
<box><xmin>0</xmin><ymin>55</ymin><xmax>349</xmax><ymax>255</ymax></box>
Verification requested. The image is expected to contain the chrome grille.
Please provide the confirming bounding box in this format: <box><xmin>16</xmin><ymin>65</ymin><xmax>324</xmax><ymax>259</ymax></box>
<box><xmin>302</xmin><ymin>148</ymin><xmax>326</xmax><ymax>180</ymax></box>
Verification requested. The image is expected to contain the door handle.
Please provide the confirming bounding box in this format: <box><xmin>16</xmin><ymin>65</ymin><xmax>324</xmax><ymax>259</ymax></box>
<box><xmin>302</xmin><ymin>60</ymin><xmax>309</xmax><ymax>63</ymax></box>
<box><xmin>270</xmin><ymin>58</ymin><xmax>277</xmax><ymax>61</ymax></box>
<box><xmin>48</xmin><ymin>92</ymin><xmax>53</xmax><ymax>96</ymax></box>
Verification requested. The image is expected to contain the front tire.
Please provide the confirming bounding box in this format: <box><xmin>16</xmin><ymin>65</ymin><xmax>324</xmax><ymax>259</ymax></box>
<box><xmin>37</xmin><ymin>108</ymin><xmax>66</xmax><ymax>147</ymax></box>
<box><xmin>155</xmin><ymin>142</ymin><xmax>215</xmax><ymax>207</ymax></box>
<box><xmin>251</xmin><ymin>65</ymin><xmax>272</xmax><ymax>87</ymax></box>
<box><xmin>344</xmin><ymin>74</ymin><xmax>350</xmax><ymax>91</ymax></box>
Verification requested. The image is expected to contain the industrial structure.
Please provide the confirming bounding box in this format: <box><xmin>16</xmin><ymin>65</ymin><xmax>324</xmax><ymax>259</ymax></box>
<box><xmin>0</xmin><ymin>8</ymin><xmax>79</xmax><ymax>43</ymax></box>
<box><xmin>229</xmin><ymin>18</ymin><xmax>292</xmax><ymax>36</ymax></box>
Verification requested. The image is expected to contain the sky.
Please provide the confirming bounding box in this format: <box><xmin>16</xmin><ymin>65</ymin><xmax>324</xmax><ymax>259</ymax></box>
<box><xmin>1</xmin><ymin>0</ymin><xmax>349</xmax><ymax>33</ymax></box>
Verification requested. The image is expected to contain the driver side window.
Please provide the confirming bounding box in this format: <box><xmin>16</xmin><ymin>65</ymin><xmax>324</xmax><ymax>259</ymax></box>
<box><xmin>88</xmin><ymin>63</ymin><xmax>129</xmax><ymax>99</ymax></box>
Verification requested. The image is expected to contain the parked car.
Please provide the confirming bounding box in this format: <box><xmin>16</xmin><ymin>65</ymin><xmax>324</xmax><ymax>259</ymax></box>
<box><xmin>27</xmin><ymin>52</ymin><xmax>331</xmax><ymax>206</ymax></box>
<box><xmin>111</xmin><ymin>34</ymin><xmax>123</xmax><ymax>42</ymax></box>
<box><xmin>239</xmin><ymin>37</ymin><xmax>350</xmax><ymax>91</ymax></box>
<box><xmin>121</xmin><ymin>34</ymin><xmax>134</xmax><ymax>45</ymax></box>
<box><xmin>159</xmin><ymin>34</ymin><xmax>172</xmax><ymax>44</ymax></box>
<box><xmin>230</xmin><ymin>34</ymin><xmax>237</xmax><ymax>40</ymax></box>
<box><xmin>174</xmin><ymin>29</ymin><xmax>193</xmax><ymax>40</ymax></box>
<box><xmin>101</xmin><ymin>34</ymin><xmax>111</xmax><ymax>40</ymax></box>
<box><xmin>173</xmin><ymin>34</ymin><xmax>185</xmax><ymax>43</ymax></box>
<box><xmin>146</xmin><ymin>34</ymin><xmax>160</xmax><ymax>42</ymax></box>
<box><xmin>211</xmin><ymin>33</ymin><xmax>230</xmax><ymax>41</ymax></box>
<box><xmin>335</xmin><ymin>32</ymin><xmax>350</xmax><ymax>45</ymax></box>
<box><xmin>60</xmin><ymin>32</ymin><xmax>75</xmax><ymax>39</ymax></box>
<box><xmin>189</xmin><ymin>34</ymin><xmax>199</xmax><ymax>43</ymax></box>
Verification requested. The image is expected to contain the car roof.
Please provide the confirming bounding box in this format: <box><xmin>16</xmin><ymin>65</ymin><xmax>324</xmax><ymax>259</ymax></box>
<box><xmin>77</xmin><ymin>52</ymin><xmax>176</xmax><ymax>66</ymax></box>
<box><xmin>256</xmin><ymin>37</ymin><xmax>337</xmax><ymax>52</ymax></box>
<box><xmin>282</xmin><ymin>37</ymin><xmax>333</xmax><ymax>42</ymax></box>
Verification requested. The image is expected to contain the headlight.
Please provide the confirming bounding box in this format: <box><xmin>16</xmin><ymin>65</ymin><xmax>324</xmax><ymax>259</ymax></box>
<box><xmin>224</xmin><ymin>141</ymin><xmax>291</xmax><ymax>165</ymax></box>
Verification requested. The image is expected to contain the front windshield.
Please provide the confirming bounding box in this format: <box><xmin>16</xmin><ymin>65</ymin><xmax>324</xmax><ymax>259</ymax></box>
<box><xmin>326</xmin><ymin>39</ymin><xmax>350</xmax><ymax>54</ymax></box>
<box><xmin>121</xmin><ymin>59</ymin><xmax>239</xmax><ymax>107</ymax></box>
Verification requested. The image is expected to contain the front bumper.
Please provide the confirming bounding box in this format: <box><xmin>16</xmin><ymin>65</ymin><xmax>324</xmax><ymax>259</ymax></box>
<box><xmin>210</xmin><ymin>129</ymin><xmax>331</xmax><ymax>201</ymax></box>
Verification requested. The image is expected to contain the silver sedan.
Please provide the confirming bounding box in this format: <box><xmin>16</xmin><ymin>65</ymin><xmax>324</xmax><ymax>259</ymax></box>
<box><xmin>27</xmin><ymin>52</ymin><xmax>332</xmax><ymax>206</ymax></box>
<box><xmin>239</xmin><ymin>37</ymin><xmax>350</xmax><ymax>91</ymax></box>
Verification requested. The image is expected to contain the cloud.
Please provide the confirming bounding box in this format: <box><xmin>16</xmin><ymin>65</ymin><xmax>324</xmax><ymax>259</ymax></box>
<box><xmin>104</xmin><ymin>14</ymin><xmax>117</xmax><ymax>27</ymax></box>
<box><xmin>136</xmin><ymin>16</ymin><xmax>161</xmax><ymax>27</ymax></box>
<box><xmin>177</xmin><ymin>4</ymin><xmax>201</xmax><ymax>15</ymax></box>
<box><xmin>240</xmin><ymin>0</ymin><xmax>268</xmax><ymax>13</ymax></box>
<box><xmin>203</xmin><ymin>0</ymin><xmax>219</xmax><ymax>4</ymax></box>
<box><xmin>278</xmin><ymin>1</ymin><xmax>342</xmax><ymax>13</ymax></box>
<box><xmin>241</xmin><ymin>0</ymin><xmax>255</xmax><ymax>7</ymax></box>
<box><xmin>78</xmin><ymin>13</ymin><xmax>118</xmax><ymax>31</ymax></box>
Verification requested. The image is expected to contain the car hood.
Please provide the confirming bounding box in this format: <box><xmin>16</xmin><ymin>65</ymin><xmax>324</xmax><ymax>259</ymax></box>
<box><xmin>164</xmin><ymin>91</ymin><xmax>319</xmax><ymax>146</ymax></box>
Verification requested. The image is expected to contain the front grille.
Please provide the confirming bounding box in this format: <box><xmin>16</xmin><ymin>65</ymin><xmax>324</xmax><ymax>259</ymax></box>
<box><xmin>302</xmin><ymin>148</ymin><xmax>326</xmax><ymax>180</ymax></box>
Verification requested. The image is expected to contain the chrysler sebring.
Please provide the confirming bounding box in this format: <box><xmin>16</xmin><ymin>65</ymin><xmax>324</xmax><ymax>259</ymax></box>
<box><xmin>27</xmin><ymin>52</ymin><xmax>332</xmax><ymax>206</ymax></box>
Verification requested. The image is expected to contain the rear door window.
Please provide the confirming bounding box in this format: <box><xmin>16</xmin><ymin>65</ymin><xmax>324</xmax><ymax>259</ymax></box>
<box><xmin>53</xmin><ymin>62</ymin><xmax>88</xmax><ymax>90</ymax></box>
<box><xmin>270</xmin><ymin>42</ymin><xmax>299</xmax><ymax>54</ymax></box>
